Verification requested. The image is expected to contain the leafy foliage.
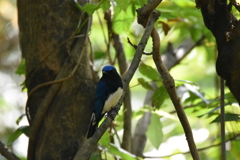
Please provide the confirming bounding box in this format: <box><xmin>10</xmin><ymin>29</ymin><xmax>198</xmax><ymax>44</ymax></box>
<box><xmin>51</xmin><ymin>0</ymin><xmax>240</xmax><ymax>158</ymax></box>
<box><xmin>146</xmin><ymin>112</ymin><xmax>163</xmax><ymax>149</ymax></box>
<box><xmin>152</xmin><ymin>85</ymin><xmax>168</xmax><ymax>109</ymax></box>
<box><xmin>211</xmin><ymin>113</ymin><xmax>240</xmax><ymax>123</ymax></box>
<box><xmin>4</xmin><ymin>0</ymin><xmax>240</xmax><ymax>159</ymax></box>
<box><xmin>15</xmin><ymin>58</ymin><xmax>26</xmax><ymax>75</ymax></box>
<box><xmin>139</xmin><ymin>63</ymin><xmax>160</xmax><ymax>81</ymax></box>
<box><xmin>137</xmin><ymin>78</ymin><xmax>154</xmax><ymax>91</ymax></box>
<box><xmin>7</xmin><ymin>126</ymin><xmax>30</xmax><ymax>146</ymax></box>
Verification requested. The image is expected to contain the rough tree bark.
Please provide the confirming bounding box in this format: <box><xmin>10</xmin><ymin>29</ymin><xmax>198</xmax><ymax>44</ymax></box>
<box><xmin>197</xmin><ymin>0</ymin><xmax>240</xmax><ymax>104</ymax></box>
<box><xmin>18</xmin><ymin>0</ymin><xmax>94</xmax><ymax>159</ymax></box>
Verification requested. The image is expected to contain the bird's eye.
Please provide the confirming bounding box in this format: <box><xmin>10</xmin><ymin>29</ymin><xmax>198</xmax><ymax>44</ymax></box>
<box><xmin>110</xmin><ymin>69</ymin><xmax>116</xmax><ymax>73</ymax></box>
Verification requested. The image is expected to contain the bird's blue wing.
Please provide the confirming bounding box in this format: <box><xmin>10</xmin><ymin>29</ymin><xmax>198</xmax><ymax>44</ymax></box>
<box><xmin>94</xmin><ymin>80</ymin><xmax>108</xmax><ymax>120</ymax></box>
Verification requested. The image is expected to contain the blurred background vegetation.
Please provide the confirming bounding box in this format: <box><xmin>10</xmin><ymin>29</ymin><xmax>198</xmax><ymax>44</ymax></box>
<box><xmin>0</xmin><ymin>0</ymin><xmax>28</xmax><ymax>159</ymax></box>
<box><xmin>1</xmin><ymin>0</ymin><xmax>240</xmax><ymax>159</ymax></box>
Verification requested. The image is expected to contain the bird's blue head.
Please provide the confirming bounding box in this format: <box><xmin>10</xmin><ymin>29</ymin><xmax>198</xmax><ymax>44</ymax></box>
<box><xmin>102</xmin><ymin>65</ymin><xmax>116</xmax><ymax>72</ymax></box>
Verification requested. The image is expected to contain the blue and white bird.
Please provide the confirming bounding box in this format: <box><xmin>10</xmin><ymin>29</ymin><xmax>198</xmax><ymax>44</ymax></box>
<box><xmin>87</xmin><ymin>65</ymin><xmax>123</xmax><ymax>138</ymax></box>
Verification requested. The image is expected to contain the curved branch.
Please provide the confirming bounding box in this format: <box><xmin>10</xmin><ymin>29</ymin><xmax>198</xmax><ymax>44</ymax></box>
<box><xmin>151</xmin><ymin>26</ymin><xmax>200</xmax><ymax>160</ymax></box>
<box><xmin>137</xmin><ymin>2</ymin><xmax>201</xmax><ymax>159</ymax></box>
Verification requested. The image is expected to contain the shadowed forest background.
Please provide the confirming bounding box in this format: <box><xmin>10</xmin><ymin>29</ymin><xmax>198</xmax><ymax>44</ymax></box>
<box><xmin>1</xmin><ymin>0</ymin><xmax>240</xmax><ymax>160</ymax></box>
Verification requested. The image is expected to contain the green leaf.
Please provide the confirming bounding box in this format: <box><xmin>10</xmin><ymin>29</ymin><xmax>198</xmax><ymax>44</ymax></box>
<box><xmin>112</xmin><ymin>5</ymin><xmax>135</xmax><ymax>34</ymax></box>
<box><xmin>7</xmin><ymin>126</ymin><xmax>30</xmax><ymax>146</ymax></box>
<box><xmin>75</xmin><ymin>1</ymin><xmax>82</xmax><ymax>11</ymax></box>
<box><xmin>152</xmin><ymin>85</ymin><xmax>168</xmax><ymax>109</ymax></box>
<box><xmin>197</xmin><ymin>106</ymin><xmax>220</xmax><ymax>118</ymax></box>
<box><xmin>138</xmin><ymin>78</ymin><xmax>154</xmax><ymax>91</ymax></box>
<box><xmin>99</xmin><ymin>130</ymin><xmax>110</xmax><ymax>147</ymax></box>
<box><xmin>15</xmin><ymin>59</ymin><xmax>26</xmax><ymax>75</ymax></box>
<box><xmin>21</xmin><ymin>125</ymin><xmax>30</xmax><ymax>137</ymax></box>
<box><xmin>230</xmin><ymin>140</ymin><xmax>240</xmax><ymax>159</ymax></box>
<box><xmin>172</xmin><ymin>0</ymin><xmax>195</xmax><ymax>8</ymax></box>
<box><xmin>115</xmin><ymin>0</ymin><xmax>130</xmax><ymax>11</ymax></box>
<box><xmin>136</xmin><ymin>0</ymin><xmax>147</xmax><ymax>7</ymax></box>
<box><xmin>146</xmin><ymin>113</ymin><xmax>163</xmax><ymax>149</ymax></box>
<box><xmin>101</xmin><ymin>0</ymin><xmax>110</xmax><ymax>11</ymax></box>
<box><xmin>131</xmin><ymin>2</ymin><xmax>136</xmax><ymax>16</ymax></box>
<box><xmin>190</xmin><ymin>26</ymin><xmax>202</xmax><ymax>41</ymax></box>
<box><xmin>79</xmin><ymin>0</ymin><xmax>110</xmax><ymax>15</ymax></box>
<box><xmin>225</xmin><ymin>92</ymin><xmax>237</xmax><ymax>103</ymax></box>
<box><xmin>208</xmin><ymin>99</ymin><xmax>220</xmax><ymax>108</ymax></box>
<box><xmin>132</xmin><ymin>105</ymin><xmax>152</xmax><ymax>120</ymax></box>
<box><xmin>184</xmin><ymin>84</ymin><xmax>209</xmax><ymax>104</ymax></box>
<box><xmin>7</xmin><ymin>128</ymin><xmax>22</xmax><ymax>146</ymax></box>
<box><xmin>94</xmin><ymin>51</ymin><xmax>105</xmax><ymax>59</ymax></box>
<box><xmin>16</xmin><ymin>114</ymin><xmax>26</xmax><ymax>125</ymax></box>
<box><xmin>210</xmin><ymin>113</ymin><xmax>240</xmax><ymax>123</ymax></box>
<box><xmin>106</xmin><ymin>143</ymin><xmax>137</xmax><ymax>160</ymax></box>
<box><xmin>183</xmin><ymin>92</ymin><xmax>201</xmax><ymax>105</ymax></box>
<box><xmin>20</xmin><ymin>81</ymin><xmax>27</xmax><ymax>91</ymax></box>
<box><xmin>174</xmin><ymin>79</ymin><xmax>198</xmax><ymax>86</ymax></box>
<box><xmin>139</xmin><ymin>63</ymin><xmax>160</xmax><ymax>80</ymax></box>
<box><xmin>82</xmin><ymin>3</ymin><xmax>100</xmax><ymax>15</ymax></box>
<box><xmin>90</xmin><ymin>153</ymin><xmax>100</xmax><ymax>160</ymax></box>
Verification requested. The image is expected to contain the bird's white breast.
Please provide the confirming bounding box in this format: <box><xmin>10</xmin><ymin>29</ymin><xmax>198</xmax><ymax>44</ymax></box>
<box><xmin>102</xmin><ymin>87</ymin><xmax>123</xmax><ymax>113</ymax></box>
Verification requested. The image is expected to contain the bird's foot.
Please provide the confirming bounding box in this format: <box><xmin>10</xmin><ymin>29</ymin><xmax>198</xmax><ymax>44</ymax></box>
<box><xmin>108</xmin><ymin>107</ymin><xmax>119</xmax><ymax>120</ymax></box>
<box><xmin>108</xmin><ymin>114</ymin><xmax>115</xmax><ymax>120</ymax></box>
<box><xmin>111</xmin><ymin>107</ymin><xmax>119</xmax><ymax>114</ymax></box>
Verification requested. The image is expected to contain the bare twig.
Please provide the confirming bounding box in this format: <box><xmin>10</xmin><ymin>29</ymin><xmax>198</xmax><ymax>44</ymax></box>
<box><xmin>127</xmin><ymin>38</ymin><xmax>152</xmax><ymax>55</ymax></box>
<box><xmin>0</xmin><ymin>141</ymin><xmax>20</xmax><ymax>160</ymax></box>
<box><xmin>96</xmin><ymin>10</ymin><xmax>112</xmax><ymax>64</ymax></box>
<box><xmin>162</xmin><ymin>36</ymin><xmax>205</xmax><ymax>70</ymax></box>
<box><xmin>73</xmin><ymin>11</ymin><xmax>160</xmax><ymax>160</ymax></box>
<box><xmin>220</xmin><ymin>78</ymin><xmax>226</xmax><ymax>160</ymax></box>
<box><xmin>127</xmin><ymin>37</ymin><xmax>138</xmax><ymax>50</ymax></box>
<box><xmin>112</xmin><ymin>123</ymin><xmax>121</xmax><ymax>145</ymax></box>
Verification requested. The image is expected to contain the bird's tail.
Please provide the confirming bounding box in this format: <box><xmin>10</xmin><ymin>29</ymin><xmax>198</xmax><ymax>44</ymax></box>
<box><xmin>87</xmin><ymin>113</ymin><xmax>98</xmax><ymax>138</ymax></box>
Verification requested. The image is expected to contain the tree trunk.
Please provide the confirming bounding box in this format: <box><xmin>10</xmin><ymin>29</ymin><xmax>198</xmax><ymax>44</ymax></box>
<box><xmin>17</xmin><ymin>0</ymin><xmax>94</xmax><ymax>159</ymax></box>
<box><xmin>197</xmin><ymin>0</ymin><xmax>240</xmax><ymax>104</ymax></box>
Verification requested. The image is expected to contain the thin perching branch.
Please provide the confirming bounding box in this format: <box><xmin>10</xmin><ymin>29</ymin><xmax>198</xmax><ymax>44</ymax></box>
<box><xmin>73</xmin><ymin>11</ymin><xmax>160</xmax><ymax>160</ymax></box>
<box><xmin>0</xmin><ymin>141</ymin><xmax>20</xmax><ymax>160</ymax></box>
